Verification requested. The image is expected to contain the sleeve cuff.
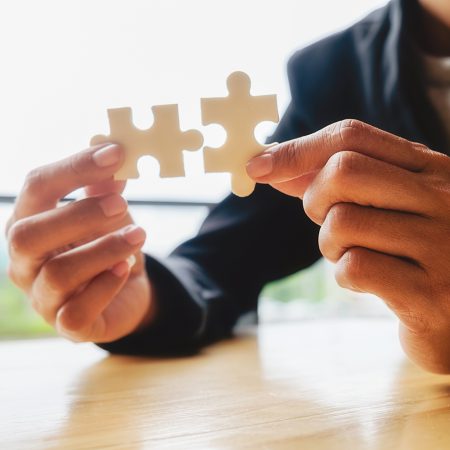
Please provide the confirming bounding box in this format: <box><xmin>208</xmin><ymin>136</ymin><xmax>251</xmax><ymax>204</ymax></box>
<box><xmin>96</xmin><ymin>253</ymin><xmax>206</xmax><ymax>356</ymax></box>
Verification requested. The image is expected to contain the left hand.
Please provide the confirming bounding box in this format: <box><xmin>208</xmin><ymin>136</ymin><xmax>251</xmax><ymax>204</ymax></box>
<box><xmin>5</xmin><ymin>145</ymin><xmax>155</xmax><ymax>344</ymax></box>
<box><xmin>247</xmin><ymin>119</ymin><xmax>450</xmax><ymax>373</ymax></box>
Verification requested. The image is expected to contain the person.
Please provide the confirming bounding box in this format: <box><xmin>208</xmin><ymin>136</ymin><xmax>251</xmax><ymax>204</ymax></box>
<box><xmin>5</xmin><ymin>0</ymin><xmax>450</xmax><ymax>373</ymax></box>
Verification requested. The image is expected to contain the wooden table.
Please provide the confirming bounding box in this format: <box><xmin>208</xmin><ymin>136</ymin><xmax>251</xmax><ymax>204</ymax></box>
<box><xmin>1</xmin><ymin>318</ymin><xmax>450</xmax><ymax>450</ymax></box>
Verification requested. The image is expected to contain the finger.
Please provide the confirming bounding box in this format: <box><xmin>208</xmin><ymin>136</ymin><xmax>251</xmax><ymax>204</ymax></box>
<box><xmin>55</xmin><ymin>257</ymin><xmax>134</xmax><ymax>341</ymax></box>
<box><xmin>270</xmin><ymin>170</ymin><xmax>319</xmax><ymax>198</ymax></box>
<box><xmin>335</xmin><ymin>247</ymin><xmax>431</xmax><ymax>333</ymax></box>
<box><xmin>301</xmin><ymin>151</ymin><xmax>429</xmax><ymax>225</ymax></box>
<box><xmin>84</xmin><ymin>179</ymin><xmax>127</xmax><ymax>197</ymax></box>
<box><xmin>31</xmin><ymin>225</ymin><xmax>146</xmax><ymax>324</ymax></box>
<box><xmin>8</xmin><ymin>193</ymin><xmax>128</xmax><ymax>263</ymax></box>
<box><xmin>318</xmin><ymin>203</ymin><xmax>432</xmax><ymax>265</ymax></box>
<box><xmin>247</xmin><ymin>119</ymin><xmax>431</xmax><ymax>184</ymax></box>
<box><xmin>13</xmin><ymin>143</ymin><xmax>124</xmax><ymax>220</ymax></box>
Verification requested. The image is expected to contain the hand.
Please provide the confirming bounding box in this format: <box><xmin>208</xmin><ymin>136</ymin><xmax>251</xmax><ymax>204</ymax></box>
<box><xmin>5</xmin><ymin>144</ymin><xmax>156</xmax><ymax>343</ymax></box>
<box><xmin>247</xmin><ymin>119</ymin><xmax>450</xmax><ymax>373</ymax></box>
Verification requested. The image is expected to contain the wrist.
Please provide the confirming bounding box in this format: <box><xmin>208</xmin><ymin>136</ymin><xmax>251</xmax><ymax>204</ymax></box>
<box><xmin>134</xmin><ymin>275</ymin><xmax>158</xmax><ymax>333</ymax></box>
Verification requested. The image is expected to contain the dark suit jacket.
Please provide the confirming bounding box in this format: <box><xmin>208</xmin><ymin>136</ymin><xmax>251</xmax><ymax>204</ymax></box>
<box><xmin>99</xmin><ymin>0</ymin><xmax>449</xmax><ymax>355</ymax></box>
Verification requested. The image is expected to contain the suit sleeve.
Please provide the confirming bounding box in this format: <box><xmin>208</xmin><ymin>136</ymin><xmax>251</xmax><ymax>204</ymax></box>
<box><xmin>98</xmin><ymin>81</ymin><xmax>322</xmax><ymax>356</ymax></box>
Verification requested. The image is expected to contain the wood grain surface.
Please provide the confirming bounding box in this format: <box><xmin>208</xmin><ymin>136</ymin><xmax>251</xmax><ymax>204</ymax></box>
<box><xmin>1</xmin><ymin>318</ymin><xmax>450</xmax><ymax>450</ymax></box>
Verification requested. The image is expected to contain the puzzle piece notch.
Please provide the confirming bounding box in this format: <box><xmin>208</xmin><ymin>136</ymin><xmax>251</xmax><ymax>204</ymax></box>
<box><xmin>90</xmin><ymin>104</ymin><xmax>203</xmax><ymax>180</ymax></box>
<box><xmin>201</xmin><ymin>71</ymin><xmax>279</xmax><ymax>197</ymax></box>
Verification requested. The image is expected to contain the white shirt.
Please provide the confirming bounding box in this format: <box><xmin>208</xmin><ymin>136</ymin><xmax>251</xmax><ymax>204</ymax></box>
<box><xmin>421</xmin><ymin>52</ymin><xmax>450</xmax><ymax>145</ymax></box>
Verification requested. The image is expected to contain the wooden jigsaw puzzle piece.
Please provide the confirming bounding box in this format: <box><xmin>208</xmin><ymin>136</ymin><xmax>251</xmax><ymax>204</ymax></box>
<box><xmin>91</xmin><ymin>105</ymin><xmax>203</xmax><ymax>180</ymax></box>
<box><xmin>230</xmin><ymin>168</ymin><xmax>257</xmax><ymax>198</ymax></box>
<box><xmin>203</xmin><ymin>144</ymin><xmax>260</xmax><ymax>197</ymax></box>
<box><xmin>91</xmin><ymin>107</ymin><xmax>146</xmax><ymax>179</ymax></box>
<box><xmin>149</xmin><ymin>105</ymin><xmax>203</xmax><ymax>178</ymax></box>
<box><xmin>201</xmin><ymin>71</ymin><xmax>279</xmax><ymax>197</ymax></box>
<box><xmin>203</xmin><ymin>142</ymin><xmax>258</xmax><ymax>197</ymax></box>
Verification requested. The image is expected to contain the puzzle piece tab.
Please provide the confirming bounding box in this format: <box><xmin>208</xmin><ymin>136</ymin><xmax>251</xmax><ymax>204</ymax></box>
<box><xmin>91</xmin><ymin>105</ymin><xmax>203</xmax><ymax>180</ymax></box>
<box><xmin>201</xmin><ymin>71</ymin><xmax>279</xmax><ymax>197</ymax></box>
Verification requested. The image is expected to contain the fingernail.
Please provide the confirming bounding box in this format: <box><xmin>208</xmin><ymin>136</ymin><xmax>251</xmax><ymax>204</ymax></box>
<box><xmin>121</xmin><ymin>225</ymin><xmax>146</xmax><ymax>246</ymax></box>
<box><xmin>111</xmin><ymin>260</ymin><xmax>130</xmax><ymax>277</ymax></box>
<box><xmin>126</xmin><ymin>254</ymin><xmax>136</xmax><ymax>268</ymax></box>
<box><xmin>246</xmin><ymin>153</ymin><xmax>273</xmax><ymax>178</ymax></box>
<box><xmin>111</xmin><ymin>254</ymin><xmax>136</xmax><ymax>277</ymax></box>
<box><xmin>99</xmin><ymin>194</ymin><xmax>127</xmax><ymax>217</ymax></box>
<box><xmin>93</xmin><ymin>144</ymin><xmax>121</xmax><ymax>167</ymax></box>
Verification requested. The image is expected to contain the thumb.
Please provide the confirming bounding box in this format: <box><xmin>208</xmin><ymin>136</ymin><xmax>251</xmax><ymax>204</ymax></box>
<box><xmin>246</xmin><ymin>132</ymin><xmax>327</xmax><ymax>183</ymax></box>
<box><xmin>246</xmin><ymin>119</ymin><xmax>427</xmax><ymax>184</ymax></box>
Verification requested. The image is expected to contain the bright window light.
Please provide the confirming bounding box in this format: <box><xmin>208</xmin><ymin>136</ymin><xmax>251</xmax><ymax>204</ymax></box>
<box><xmin>0</xmin><ymin>0</ymin><xmax>387</xmax><ymax>202</ymax></box>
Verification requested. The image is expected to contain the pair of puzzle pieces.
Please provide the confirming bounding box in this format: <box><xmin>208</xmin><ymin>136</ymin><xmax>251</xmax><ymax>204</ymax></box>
<box><xmin>90</xmin><ymin>71</ymin><xmax>279</xmax><ymax>197</ymax></box>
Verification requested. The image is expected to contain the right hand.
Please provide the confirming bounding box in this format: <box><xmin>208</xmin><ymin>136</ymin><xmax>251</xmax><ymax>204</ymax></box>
<box><xmin>5</xmin><ymin>144</ymin><xmax>156</xmax><ymax>343</ymax></box>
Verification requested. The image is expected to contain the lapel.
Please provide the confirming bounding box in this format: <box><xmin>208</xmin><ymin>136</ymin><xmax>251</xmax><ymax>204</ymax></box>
<box><xmin>381</xmin><ymin>0</ymin><xmax>449</xmax><ymax>154</ymax></box>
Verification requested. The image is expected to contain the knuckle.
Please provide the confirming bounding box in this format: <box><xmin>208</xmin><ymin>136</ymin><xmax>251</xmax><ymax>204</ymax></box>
<box><xmin>428</xmin><ymin>174</ymin><xmax>450</xmax><ymax>211</ymax></box>
<box><xmin>326</xmin><ymin>203</ymin><xmax>355</xmax><ymax>236</ymax></box>
<box><xmin>336</xmin><ymin>119</ymin><xmax>367</xmax><ymax>148</ymax></box>
<box><xmin>57</xmin><ymin>307</ymin><xmax>87</xmax><ymax>336</ymax></box>
<box><xmin>410</xmin><ymin>141</ymin><xmax>429</xmax><ymax>154</ymax></box>
<box><xmin>28</xmin><ymin>286</ymin><xmax>48</xmax><ymax>318</ymax></box>
<box><xmin>6</xmin><ymin>262</ymin><xmax>21</xmax><ymax>287</ymax></box>
<box><xmin>436</xmin><ymin>152</ymin><xmax>450</xmax><ymax>171</ymax></box>
<box><xmin>68</xmin><ymin>151</ymin><xmax>90</xmax><ymax>177</ymax></box>
<box><xmin>409</xmin><ymin>141</ymin><xmax>436</xmax><ymax>172</ymax></box>
<box><xmin>41</xmin><ymin>259</ymin><xmax>66</xmax><ymax>293</ymax></box>
<box><xmin>400</xmin><ymin>310</ymin><xmax>431</xmax><ymax>336</ymax></box>
<box><xmin>7</xmin><ymin>219</ymin><xmax>31</xmax><ymax>255</ymax></box>
<box><xmin>335</xmin><ymin>248</ymin><xmax>366</xmax><ymax>290</ymax></box>
<box><xmin>322</xmin><ymin>122</ymin><xmax>337</xmax><ymax>146</ymax></box>
<box><xmin>318</xmin><ymin>204</ymin><xmax>355</xmax><ymax>262</ymax></box>
<box><xmin>4</xmin><ymin>214</ymin><xmax>16</xmax><ymax>239</ymax></box>
<box><xmin>326</xmin><ymin>151</ymin><xmax>360</xmax><ymax>189</ymax></box>
<box><xmin>6</xmin><ymin>262</ymin><xmax>14</xmax><ymax>281</ymax></box>
<box><xmin>6</xmin><ymin>258</ymin><xmax>33</xmax><ymax>291</ymax></box>
<box><xmin>30</xmin><ymin>295</ymin><xmax>44</xmax><ymax>316</ymax></box>
<box><xmin>23</xmin><ymin>168</ymin><xmax>45</xmax><ymax>194</ymax></box>
<box><xmin>318</xmin><ymin>226</ymin><xmax>333</xmax><ymax>262</ymax></box>
<box><xmin>332</xmin><ymin>150</ymin><xmax>358</xmax><ymax>172</ymax></box>
<box><xmin>274</xmin><ymin>139</ymin><xmax>299</xmax><ymax>169</ymax></box>
<box><xmin>302</xmin><ymin>190</ymin><xmax>322</xmax><ymax>224</ymax></box>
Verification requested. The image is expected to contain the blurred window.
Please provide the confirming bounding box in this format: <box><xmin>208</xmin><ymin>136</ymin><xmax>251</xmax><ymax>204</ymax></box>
<box><xmin>0</xmin><ymin>0</ymin><xmax>392</xmax><ymax>339</ymax></box>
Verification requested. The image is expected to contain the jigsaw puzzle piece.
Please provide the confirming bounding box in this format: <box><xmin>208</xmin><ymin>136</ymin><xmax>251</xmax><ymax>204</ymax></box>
<box><xmin>230</xmin><ymin>169</ymin><xmax>256</xmax><ymax>198</ymax></box>
<box><xmin>91</xmin><ymin>105</ymin><xmax>203</xmax><ymax>180</ymax></box>
<box><xmin>150</xmin><ymin>105</ymin><xmax>203</xmax><ymax>178</ymax></box>
<box><xmin>202</xmin><ymin>142</ymin><xmax>255</xmax><ymax>196</ymax></box>
<box><xmin>201</xmin><ymin>71</ymin><xmax>279</xmax><ymax>197</ymax></box>
<box><xmin>91</xmin><ymin>107</ymin><xmax>146</xmax><ymax>179</ymax></box>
